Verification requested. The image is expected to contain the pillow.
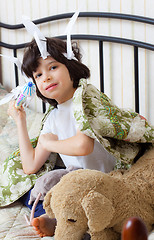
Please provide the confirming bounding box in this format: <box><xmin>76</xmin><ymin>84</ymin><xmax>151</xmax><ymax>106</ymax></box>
<box><xmin>0</xmin><ymin>84</ymin><xmax>9</xmax><ymax>133</ymax></box>
<box><xmin>0</xmin><ymin>107</ymin><xmax>43</xmax><ymax>163</ymax></box>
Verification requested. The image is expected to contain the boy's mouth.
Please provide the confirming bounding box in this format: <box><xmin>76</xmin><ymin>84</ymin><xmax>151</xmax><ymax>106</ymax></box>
<box><xmin>45</xmin><ymin>83</ymin><xmax>58</xmax><ymax>91</ymax></box>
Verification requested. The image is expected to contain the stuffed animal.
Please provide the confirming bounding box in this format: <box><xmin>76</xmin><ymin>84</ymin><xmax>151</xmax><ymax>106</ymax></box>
<box><xmin>43</xmin><ymin>147</ymin><xmax>154</xmax><ymax>240</ymax></box>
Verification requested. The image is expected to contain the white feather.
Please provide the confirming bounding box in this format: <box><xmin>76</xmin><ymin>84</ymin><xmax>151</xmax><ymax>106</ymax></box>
<box><xmin>0</xmin><ymin>54</ymin><xmax>32</xmax><ymax>83</ymax></box>
<box><xmin>0</xmin><ymin>85</ymin><xmax>22</xmax><ymax>106</ymax></box>
<box><xmin>0</xmin><ymin>93</ymin><xmax>15</xmax><ymax>106</ymax></box>
<box><xmin>64</xmin><ymin>11</ymin><xmax>79</xmax><ymax>60</ymax></box>
<box><xmin>0</xmin><ymin>54</ymin><xmax>22</xmax><ymax>71</ymax></box>
<box><xmin>22</xmin><ymin>16</ymin><xmax>49</xmax><ymax>59</ymax></box>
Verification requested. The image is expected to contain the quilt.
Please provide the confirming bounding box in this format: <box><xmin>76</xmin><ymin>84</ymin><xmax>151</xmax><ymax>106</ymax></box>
<box><xmin>0</xmin><ymin>200</ymin><xmax>54</xmax><ymax>240</ymax></box>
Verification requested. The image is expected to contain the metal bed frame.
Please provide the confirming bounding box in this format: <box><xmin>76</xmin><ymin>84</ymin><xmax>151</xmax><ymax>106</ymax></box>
<box><xmin>1</xmin><ymin>12</ymin><xmax>154</xmax><ymax>113</ymax></box>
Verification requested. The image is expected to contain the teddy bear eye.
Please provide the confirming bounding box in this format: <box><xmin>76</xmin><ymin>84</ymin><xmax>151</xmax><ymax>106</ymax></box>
<box><xmin>67</xmin><ymin>219</ymin><xmax>77</xmax><ymax>222</ymax></box>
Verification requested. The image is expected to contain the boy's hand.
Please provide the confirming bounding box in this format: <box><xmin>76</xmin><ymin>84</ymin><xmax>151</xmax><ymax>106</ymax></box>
<box><xmin>38</xmin><ymin>129</ymin><xmax>94</xmax><ymax>156</ymax></box>
<box><xmin>39</xmin><ymin>133</ymin><xmax>58</xmax><ymax>150</ymax></box>
<box><xmin>8</xmin><ymin>100</ymin><xmax>26</xmax><ymax>124</ymax></box>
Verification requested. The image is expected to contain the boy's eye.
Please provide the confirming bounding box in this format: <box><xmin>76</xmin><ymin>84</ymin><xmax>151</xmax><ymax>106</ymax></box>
<box><xmin>50</xmin><ymin>66</ymin><xmax>57</xmax><ymax>70</ymax></box>
<box><xmin>35</xmin><ymin>73</ymin><xmax>42</xmax><ymax>79</ymax></box>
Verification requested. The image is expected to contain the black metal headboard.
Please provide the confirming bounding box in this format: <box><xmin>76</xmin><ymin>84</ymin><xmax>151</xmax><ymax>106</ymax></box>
<box><xmin>1</xmin><ymin>12</ymin><xmax>154</xmax><ymax>113</ymax></box>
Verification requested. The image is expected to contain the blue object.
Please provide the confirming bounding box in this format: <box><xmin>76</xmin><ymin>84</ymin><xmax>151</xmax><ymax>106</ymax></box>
<box><xmin>20</xmin><ymin>189</ymin><xmax>45</xmax><ymax>217</ymax></box>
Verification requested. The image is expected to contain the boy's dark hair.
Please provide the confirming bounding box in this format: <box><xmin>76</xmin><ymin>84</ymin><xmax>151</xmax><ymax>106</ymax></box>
<box><xmin>21</xmin><ymin>37</ymin><xmax>90</xmax><ymax>107</ymax></box>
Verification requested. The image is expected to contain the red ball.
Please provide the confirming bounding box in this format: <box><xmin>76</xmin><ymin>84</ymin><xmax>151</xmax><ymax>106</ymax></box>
<box><xmin>122</xmin><ymin>217</ymin><xmax>148</xmax><ymax>240</ymax></box>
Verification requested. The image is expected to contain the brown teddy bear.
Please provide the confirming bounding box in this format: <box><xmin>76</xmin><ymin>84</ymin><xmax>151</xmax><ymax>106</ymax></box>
<box><xmin>43</xmin><ymin>148</ymin><xmax>154</xmax><ymax>240</ymax></box>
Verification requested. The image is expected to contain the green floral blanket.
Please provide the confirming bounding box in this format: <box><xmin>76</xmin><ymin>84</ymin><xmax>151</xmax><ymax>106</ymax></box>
<box><xmin>72</xmin><ymin>79</ymin><xmax>154</xmax><ymax>169</ymax></box>
<box><xmin>0</xmin><ymin>137</ymin><xmax>57</xmax><ymax>206</ymax></box>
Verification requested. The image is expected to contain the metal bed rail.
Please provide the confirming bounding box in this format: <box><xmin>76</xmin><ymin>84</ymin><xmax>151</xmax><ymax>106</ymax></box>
<box><xmin>1</xmin><ymin>12</ymin><xmax>154</xmax><ymax>113</ymax></box>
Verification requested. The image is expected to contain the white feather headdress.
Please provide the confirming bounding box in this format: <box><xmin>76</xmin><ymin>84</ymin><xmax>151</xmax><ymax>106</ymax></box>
<box><xmin>22</xmin><ymin>11</ymin><xmax>79</xmax><ymax>60</ymax></box>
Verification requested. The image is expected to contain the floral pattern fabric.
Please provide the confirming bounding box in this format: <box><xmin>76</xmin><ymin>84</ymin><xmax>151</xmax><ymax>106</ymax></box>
<box><xmin>0</xmin><ymin>137</ymin><xmax>57</xmax><ymax>206</ymax></box>
<box><xmin>72</xmin><ymin>79</ymin><xmax>154</xmax><ymax>169</ymax></box>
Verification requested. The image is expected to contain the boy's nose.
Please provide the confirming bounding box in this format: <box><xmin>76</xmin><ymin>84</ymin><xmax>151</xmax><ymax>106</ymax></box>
<box><xmin>43</xmin><ymin>73</ymin><xmax>51</xmax><ymax>82</ymax></box>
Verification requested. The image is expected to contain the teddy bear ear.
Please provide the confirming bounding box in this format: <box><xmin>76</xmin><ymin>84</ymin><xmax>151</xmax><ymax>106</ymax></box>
<box><xmin>81</xmin><ymin>190</ymin><xmax>115</xmax><ymax>233</ymax></box>
<box><xmin>43</xmin><ymin>188</ymin><xmax>55</xmax><ymax>219</ymax></box>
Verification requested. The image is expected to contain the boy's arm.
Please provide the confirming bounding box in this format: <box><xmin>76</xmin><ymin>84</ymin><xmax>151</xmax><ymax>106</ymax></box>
<box><xmin>8</xmin><ymin>101</ymin><xmax>51</xmax><ymax>174</ymax></box>
<box><xmin>39</xmin><ymin>129</ymin><xmax>94</xmax><ymax>156</ymax></box>
<box><xmin>17</xmin><ymin>118</ymin><xmax>51</xmax><ymax>174</ymax></box>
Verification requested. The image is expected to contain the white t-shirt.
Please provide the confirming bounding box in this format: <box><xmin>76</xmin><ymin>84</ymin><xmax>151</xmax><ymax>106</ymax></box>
<box><xmin>41</xmin><ymin>98</ymin><xmax>116</xmax><ymax>173</ymax></box>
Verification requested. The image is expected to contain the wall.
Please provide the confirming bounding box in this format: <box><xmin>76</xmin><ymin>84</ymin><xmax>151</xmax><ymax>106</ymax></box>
<box><xmin>0</xmin><ymin>0</ymin><xmax>154</xmax><ymax>125</ymax></box>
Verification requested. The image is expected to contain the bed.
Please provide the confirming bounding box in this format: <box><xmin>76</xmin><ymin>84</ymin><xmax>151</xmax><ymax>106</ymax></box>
<box><xmin>0</xmin><ymin>12</ymin><xmax>154</xmax><ymax>240</ymax></box>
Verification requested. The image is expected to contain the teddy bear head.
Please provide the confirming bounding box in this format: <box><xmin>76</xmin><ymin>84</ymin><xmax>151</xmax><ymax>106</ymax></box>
<box><xmin>43</xmin><ymin>170</ymin><xmax>117</xmax><ymax>240</ymax></box>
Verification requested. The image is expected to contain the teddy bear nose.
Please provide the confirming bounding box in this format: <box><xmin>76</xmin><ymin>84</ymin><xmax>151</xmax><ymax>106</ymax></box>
<box><xmin>82</xmin><ymin>233</ymin><xmax>91</xmax><ymax>240</ymax></box>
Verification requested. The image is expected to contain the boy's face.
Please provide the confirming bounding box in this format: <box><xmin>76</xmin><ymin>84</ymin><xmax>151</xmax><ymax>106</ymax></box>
<box><xmin>33</xmin><ymin>56</ymin><xmax>76</xmax><ymax>104</ymax></box>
